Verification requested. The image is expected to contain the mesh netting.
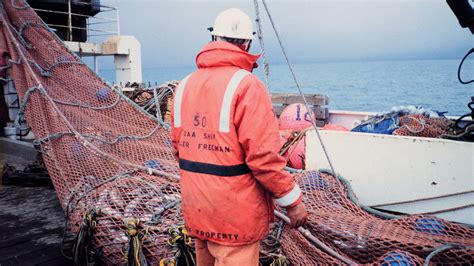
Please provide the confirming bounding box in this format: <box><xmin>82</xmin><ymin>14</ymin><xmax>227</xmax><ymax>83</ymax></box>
<box><xmin>1</xmin><ymin>1</ymin><xmax>473</xmax><ymax>265</ymax></box>
<box><xmin>123</xmin><ymin>81</ymin><xmax>177</xmax><ymax>124</ymax></box>
<box><xmin>393</xmin><ymin>114</ymin><xmax>453</xmax><ymax>138</ymax></box>
<box><xmin>283</xmin><ymin>172</ymin><xmax>474</xmax><ymax>264</ymax></box>
<box><xmin>1</xmin><ymin>1</ymin><xmax>181</xmax><ymax>264</ymax></box>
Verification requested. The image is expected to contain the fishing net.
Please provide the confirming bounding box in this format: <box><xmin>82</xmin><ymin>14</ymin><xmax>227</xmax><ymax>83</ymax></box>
<box><xmin>123</xmin><ymin>81</ymin><xmax>177</xmax><ymax>124</ymax></box>
<box><xmin>1</xmin><ymin>1</ymin><xmax>473</xmax><ymax>265</ymax></box>
<box><xmin>393</xmin><ymin>114</ymin><xmax>453</xmax><ymax>138</ymax></box>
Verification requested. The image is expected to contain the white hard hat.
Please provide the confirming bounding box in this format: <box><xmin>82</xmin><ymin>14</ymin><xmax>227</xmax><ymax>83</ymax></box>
<box><xmin>210</xmin><ymin>8</ymin><xmax>254</xmax><ymax>40</ymax></box>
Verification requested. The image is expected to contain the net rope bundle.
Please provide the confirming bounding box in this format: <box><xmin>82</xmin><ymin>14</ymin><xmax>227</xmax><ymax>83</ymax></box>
<box><xmin>1</xmin><ymin>1</ymin><xmax>473</xmax><ymax>264</ymax></box>
<box><xmin>393</xmin><ymin>114</ymin><xmax>453</xmax><ymax>138</ymax></box>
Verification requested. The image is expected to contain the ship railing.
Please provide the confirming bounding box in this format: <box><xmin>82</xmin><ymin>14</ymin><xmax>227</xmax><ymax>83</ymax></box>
<box><xmin>31</xmin><ymin>1</ymin><xmax>120</xmax><ymax>42</ymax></box>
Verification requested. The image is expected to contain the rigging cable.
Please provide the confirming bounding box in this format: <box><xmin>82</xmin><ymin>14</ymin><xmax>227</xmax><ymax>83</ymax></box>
<box><xmin>254</xmin><ymin>2</ymin><xmax>357</xmax><ymax>263</ymax></box>
<box><xmin>253</xmin><ymin>0</ymin><xmax>270</xmax><ymax>87</ymax></box>
<box><xmin>458</xmin><ymin>48</ymin><xmax>474</xmax><ymax>84</ymax></box>
<box><xmin>258</xmin><ymin>0</ymin><xmax>340</xmax><ymax>185</ymax></box>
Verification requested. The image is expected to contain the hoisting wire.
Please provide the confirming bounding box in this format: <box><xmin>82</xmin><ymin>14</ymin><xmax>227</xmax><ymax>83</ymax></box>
<box><xmin>253</xmin><ymin>0</ymin><xmax>270</xmax><ymax>87</ymax></box>
<box><xmin>458</xmin><ymin>48</ymin><xmax>474</xmax><ymax>84</ymax></box>
<box><xmin>258</xmin><ymin>0</ymin><xmax>340</xmax><ymax>185</ymax></box>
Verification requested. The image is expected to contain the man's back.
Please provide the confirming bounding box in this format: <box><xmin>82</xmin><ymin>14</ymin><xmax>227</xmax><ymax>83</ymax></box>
<box><xmin>171</xmin><ymin>9</ymin><xmax>307</xmax><ymax>264</ymax></box>
<box><xmin>172</xmin><ymin>41</ymin><xmax>303</xmax><ymax>246</ymax></box>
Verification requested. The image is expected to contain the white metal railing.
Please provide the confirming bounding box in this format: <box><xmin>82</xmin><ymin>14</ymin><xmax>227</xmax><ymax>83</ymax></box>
<box><xmin>31</xmin><ymin>0</ymin><xmax>120</xmax><ymax>42</ymax></box>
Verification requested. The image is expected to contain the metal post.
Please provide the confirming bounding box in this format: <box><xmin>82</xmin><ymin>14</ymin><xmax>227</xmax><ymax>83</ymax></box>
<box><xmin>116</xmin><ymin>7</ymin><xmax>120</xmax><ymax>35</ymax></box>
<box><xmin>67</xmin><ymin>0</ymin><xmax>72</xmax><ymax>41</ymax></box>
<box><xmin>94</xmin><ymin>56</ymin><xmax>99</xmax><ymax>74</ymax></box>
<box><xmin>86</xmin><ymin>14</ymin><xmax>90</xmax><ymax>41</ymax></box>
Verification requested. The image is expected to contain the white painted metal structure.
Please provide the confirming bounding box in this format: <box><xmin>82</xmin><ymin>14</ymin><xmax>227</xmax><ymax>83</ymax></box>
<box><xmin>32</xmin><ymin>2</ymin><xmax>142</xmax><ymax>84</ymax></box>
<box><xmin>3</xmin><ymin>2</ymin><xmax>143</xmax><ymax>140</ymax></box>
<box><xmin>65</xmin><ymin>36</ymin><xmax>143</xmax><ymax>84</ymax></box>
<box><xmin>305</xmin><ymin>110</ymin><xmax>474</xmax><ymax>225</ymax></box>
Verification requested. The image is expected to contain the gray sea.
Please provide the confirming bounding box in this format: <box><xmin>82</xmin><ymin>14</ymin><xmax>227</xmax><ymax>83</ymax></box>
<box><xmin>100</xmin><ymin>59</ymin><xmax>473</xmax><ymax>116</ymax></box>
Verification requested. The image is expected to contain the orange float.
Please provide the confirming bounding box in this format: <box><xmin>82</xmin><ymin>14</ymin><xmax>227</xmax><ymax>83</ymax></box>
<box><xmin>321</xmin><ymin>123</ymin><xmax>349</xmax><ymax>131</ymax></box>
<box><xmin>279</xmin><ymin>103</ymin><xmax>315</xmax><ymax>131</ymax></box>
<box><xmin>287</xmin><ymin>137</ymin><xmax>305</xmax><ymax>170</ymax></box>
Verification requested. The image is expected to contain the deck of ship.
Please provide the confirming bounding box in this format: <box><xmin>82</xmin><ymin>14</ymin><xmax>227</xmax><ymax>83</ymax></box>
<box><xmin>0</xmin><ymin>185</ymin><xmax>74</xmax><ymax>266</ymax></box>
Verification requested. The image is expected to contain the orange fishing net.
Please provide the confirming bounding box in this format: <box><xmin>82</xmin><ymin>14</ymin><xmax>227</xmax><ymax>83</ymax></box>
<box><xmin>124</xmin><ymin>81</ymin><xmax>177</xmax><ymax>123</ymax></box>
<box><xmin>1</xmin><ymin>1</ymin><xmax>473</xmax><ymax>265</ymax></box>
<box><xmin>393</xmin><ymin>114</ymin><xmax>453</xmax><ymax>138</ymax></box>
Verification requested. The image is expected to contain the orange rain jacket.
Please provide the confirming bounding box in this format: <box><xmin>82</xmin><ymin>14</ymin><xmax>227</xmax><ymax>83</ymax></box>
<box><xmin>171</xmin><ymin>41</ymin><xmax>302</xmax><ymax>246</ymax></box>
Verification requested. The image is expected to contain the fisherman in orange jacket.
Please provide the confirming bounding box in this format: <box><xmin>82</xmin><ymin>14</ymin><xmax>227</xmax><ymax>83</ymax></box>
<box><xmin>171</xmin><ymin>8</ymin><xmax>308</xmax><ymax>265</ymax></box>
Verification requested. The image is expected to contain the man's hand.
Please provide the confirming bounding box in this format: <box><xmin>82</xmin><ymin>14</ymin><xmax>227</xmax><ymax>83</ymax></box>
<box><xmin>286</xmin><ymin>201</ymin><xmax>308</xmax><ymax>228</ymax></box>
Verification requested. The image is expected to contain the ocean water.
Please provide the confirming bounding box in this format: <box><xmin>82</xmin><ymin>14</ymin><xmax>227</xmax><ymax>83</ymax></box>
<box><xmin>99</xmin><ymin>59</ymin><xmax>473</xmax><ymax>116</ymax></box>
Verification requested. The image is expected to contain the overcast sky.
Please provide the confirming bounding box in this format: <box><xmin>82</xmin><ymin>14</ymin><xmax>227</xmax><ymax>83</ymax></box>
<box><xmin>96</xmin><ymin>0</ymin><xmax>473</xmax><ymax>68</ymax></box>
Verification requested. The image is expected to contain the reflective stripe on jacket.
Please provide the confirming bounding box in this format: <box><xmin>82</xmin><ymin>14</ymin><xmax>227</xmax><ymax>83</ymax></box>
<box><xmin>171</xmin><ymin>41</ymin><xmax>302</xmax><ymax>246</ymax></box>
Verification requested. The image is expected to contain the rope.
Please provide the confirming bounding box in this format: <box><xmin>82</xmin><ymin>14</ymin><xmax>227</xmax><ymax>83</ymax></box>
<box><xmin>279</xmin><ymin>128</ymin><xmax>311</xmax><ymax>156</ymax></box>
<box><xmin>110</xmin><ymin>85</ymin><xmax>165</xmax><ymax>126</ymax></box>
<box><xmin>1</xmin><ymin>6</ymin><xmax>77</xmax><ymax>212</ymax></box>
<box><xmin>160</xmin><ymin>225</ymin><xmax>195</xmax><ymax>266</ymax></box>
<box><xmin>124</xmin><ymin>218</ymin><xmax>149</xmax><ymax>266</ymax></box>
<box><xmin>128</xmin><ymin>85</ymin><xmax>175</xmax><ymax>127</ymax></box>
<box><xmin>16</xmin><ymin>85</ymin><xmax>122</xmax><ymax>115</ymax></box>
<box><xmin>159</xmin><ymin>258</ymin><xmax>176</xmax><ymax>266</ymax></box>
<box><xmin>73</xmin><ymin>208</ymin><xmax>100</xmax><ymax>266</ymax></box>
<box><xmin>423</xmin><ymin>245</ymin><xmax>453</xmax><ymax>266</ymax></box>
<box><xmin>9</xmin><ymin>58</ymin><xmax>22</xmax><ymax>65</ymax></box>
<box><xmin>260</xmin><ymin>220</ymin><xmax>285</xmax><ymax>263</ymax></box>
<box><xmin>59</xmin><ymin>171</ymin><xmax>182</xmax><ymax>261</ymax></box>
<box><xmin>441</xmin><ymin>124</ymin><xmax>474</xmax><ymax>140</ymax></box>
<box><xmin>400</xmin><ymin>116</ymin><xmax>426</xmax><ymax>134</ymax></box>
<box><xmin>31</xmin><ymin>3</ymin><xmax>164</xmax><ymax>125</ymax></box>
<box><xmin>70</xmin><ymin>171</ymin><xmax>170</xmax><ymax>209</ymax></box>
<box><xmin>273</xmin><ymin>210</ymin><xmax>356</xmax><ymax>265</ymax></box>
<box><xmin>0</xmin><ymin>64</ymin><xmax>12</xmax><ymax>70</ymax></box>
<box><xmin>153</xmin><ymin>87</ymin><xmax>163</xmax><ymax>122</ymax></box>
<box><xmin>420</xmin><ymin>204</ymin><xmax>474</xmax><ymax>215</ymax></box>
<box><xmin>60</xmin><ymin>191</ymin><xmax>78</xmax><ymax>260</ymax></box>
<box><xmin>148</xmin><ymin>200</ymin><xmax>181</xmax><ymax>225</ymax></box>
<box><xmin>423</xmin><ymin>244</ymin><xmax>474</xmax><ymax>266</ymax></box>
<box><xmin>6</xmin><ymin>22</ymin><xmax>31</xmax><ymax>48</ymax></box>
<box><xmin>3</xmin><ymin>7</ymin><xmax>179</xmax><ymax>190</ymax></box>
<box><xmin>269</xmin><ymin>255</ymin><xmax>289</xmax><ymax>266</ymax></box>
<box><xmin>370</xmin><ymin>190</ymin><xmax>474</xmax><ymax>208</ymax></box>
<box><xmin>442</xmin><ymin>99</ymin><xmax>474</xmax><ymax>140</ymax></box>
<box><xmin>253</xmin><ymin>0</ymin><xmax>270</xmax><ymax>87</ymax></box>
<box><xmin>14</xmin><ymin>86</ymin><xmax>39</xmax><ymax>128</ymax></box>
<box><xmin>258</xmin><ymin>0</ymin><xmax>340</xmax><ymax>186</ymax></box>
<box><xmin>33</xmin><ymin>125</ymin><xmax>163</xmax><ymax>146</ymax></box>
<box><xmin>318</xmin><ymin>169</ymin><xmax>399</xmax><ymax>219</ymax></box>
<box><xmin>26</xmin><ymin>57</ymin><xmax>85</xmax><ymax>77</ymax></box>
<box><xmin>458</xmin><ymin>48</ymin><xmax>474</xmax><ymax>84</ymax></box>
<box><xmin>52</xmin><ymin>90</ymin><xmax>174</xmax><ymax>177</ymax></box>
<box><xmin>51</xmin><ymin>93</ymin><xmax>122</xmax><ymax>110</ymax></box>
<box><xmin>11</xmin><ymin>0</ymin><xmax>30</xmax><ymax>10</ymax></box>
<box><xmin>14</xmin><ymin>86</ymin><xmax>178</xmax><ymax>182</ymax></box>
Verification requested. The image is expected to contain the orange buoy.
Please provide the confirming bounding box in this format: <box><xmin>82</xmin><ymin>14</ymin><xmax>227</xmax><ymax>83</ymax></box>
<box><xmin>288</xmin><ymin>137</ymin><xmax>305</xmax><ymax>169</ymax></box>
<box><xmin>322</xmin><ymin>123</ymin><xmax>349</xmax><ymax>131</ymax></box>
<box><xmin>279</xmin><ymin>103</ymin><xmax>315</xmax><ymax>131</ymax></box>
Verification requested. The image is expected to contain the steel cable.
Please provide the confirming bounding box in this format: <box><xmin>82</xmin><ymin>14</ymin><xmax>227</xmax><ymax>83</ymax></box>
<box><xmin>258</xmin><ymin>0</ymin><xmax>340</xmax><ymax>186</ymax></box>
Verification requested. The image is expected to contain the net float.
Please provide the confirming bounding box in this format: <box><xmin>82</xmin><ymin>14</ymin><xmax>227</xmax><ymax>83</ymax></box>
<box><xmin>279</xmin><ymin>103</ymin><xmax>315</xmax><ymax>131</ymax></box>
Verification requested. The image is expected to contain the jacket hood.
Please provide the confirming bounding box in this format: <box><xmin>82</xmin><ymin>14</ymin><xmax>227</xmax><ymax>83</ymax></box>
<box><xmin>196</xmin><ymin>41</ymin><xmax>260</xmax><ymax>72</ymax></box>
